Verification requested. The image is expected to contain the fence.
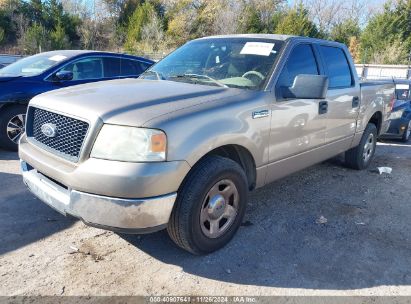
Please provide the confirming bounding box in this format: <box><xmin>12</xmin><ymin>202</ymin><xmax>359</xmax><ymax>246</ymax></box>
<box><xmin>355</xmin><ymin>64</ymin><xmax>411</xmax><ymax>80</ymax></box>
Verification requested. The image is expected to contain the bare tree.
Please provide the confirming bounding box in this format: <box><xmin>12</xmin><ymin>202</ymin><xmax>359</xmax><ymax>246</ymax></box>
<box><xmin>302</xmin><ymin>0</ymin><xmax>374</xmax><ymax>33</ymax></box>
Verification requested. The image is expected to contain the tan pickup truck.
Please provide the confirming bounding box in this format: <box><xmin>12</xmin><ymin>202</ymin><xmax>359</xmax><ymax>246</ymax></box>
<box><xmin>19</xmin><ymin>35</ymin><xmax>395</xmax><ymax>254</ymax></box>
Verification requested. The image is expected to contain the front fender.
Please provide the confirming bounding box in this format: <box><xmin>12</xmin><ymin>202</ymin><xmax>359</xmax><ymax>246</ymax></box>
<box><xmin>144</xmin><ymin>93</ymin><xmax>271</xmax><ymax>169</ymax></box>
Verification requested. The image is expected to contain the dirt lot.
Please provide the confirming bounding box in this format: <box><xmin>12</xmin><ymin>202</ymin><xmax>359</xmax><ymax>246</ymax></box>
<box><xmin>0</xmin><ymin>140</ymin><xmax>410</xmax><ymax>297</ymax></box>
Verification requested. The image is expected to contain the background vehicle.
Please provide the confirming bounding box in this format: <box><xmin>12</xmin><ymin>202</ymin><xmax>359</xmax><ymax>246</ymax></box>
<box><xmin>19</xmin><ymin>35</ymin><xmax>395</xmax><ymax>254</ymax></box>
<box><xmin>380</xmin><ymin>80</ymin><xmax>411</xmax><ymax>142</ymax></box>
<box><xmin>0</xmin><ymin>54</ymin><xmax>23</xmax><ymax>69</ymax></box>
<box><xmin>0</xmin><ymin>50</ymin><xmax>154</xmax><ymax>150</ymax></box>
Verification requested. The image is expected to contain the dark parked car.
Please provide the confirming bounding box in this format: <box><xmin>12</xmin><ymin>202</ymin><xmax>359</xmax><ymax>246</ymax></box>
<box><xmin>381</xmin><ymin>80</ymin><xmax>411</xmax><ymax>142</ymax></box>
<box><xmin>0</xmin><ymin>54</ymin><xmax>23</xmax><ymax>69</ymax></box>
<box><xmin>0</xmin><ymin>50</ymin><xmax>154</xmax><ymax>150</ymax></box>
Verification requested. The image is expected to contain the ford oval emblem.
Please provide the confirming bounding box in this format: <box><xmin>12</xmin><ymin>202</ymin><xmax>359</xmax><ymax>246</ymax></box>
<box><xmin>41</xmin><ymin>123</ymin><xmax>58</xmax><ymax>138</ymax></box>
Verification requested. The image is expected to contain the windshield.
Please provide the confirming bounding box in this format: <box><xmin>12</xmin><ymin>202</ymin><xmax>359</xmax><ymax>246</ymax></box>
<box><xmin>141</xmin><ymin>38</ymin><xmax>284</xmax><ymax>90</ymax></box>
<box><xmin>0</xmin><ymin>53</ymin><xmax>70</xmax><ymax>77</ymax></box>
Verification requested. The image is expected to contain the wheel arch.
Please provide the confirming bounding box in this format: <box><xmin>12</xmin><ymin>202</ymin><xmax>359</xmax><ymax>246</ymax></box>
<box><xmin>368</xmin><ymin>111</ymin><xmax>383</xmax><ymax>135</ymax></box>
<box><xmin>186</xmin><ymin>144</ymin><xmax>257</xmax><ymax>191</ymax></box>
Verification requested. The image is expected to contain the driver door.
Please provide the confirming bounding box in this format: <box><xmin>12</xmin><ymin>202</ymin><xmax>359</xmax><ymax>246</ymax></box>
<box><xmin>50</xmin><ymin>57</ymin><xmax>109</xmax><ymax>88</ymax></box>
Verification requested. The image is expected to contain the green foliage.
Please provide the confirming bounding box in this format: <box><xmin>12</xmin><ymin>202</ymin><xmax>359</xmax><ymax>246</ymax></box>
<box><xmin>360</xmin><ymin>0</ymin><xmax>411</xmax><ymax>64</ymax></box>
<box><xmin>19</xmin><ymin>23</ymin><xmax>50</xmax><ymax>54</ymax></box>
<box><xmin>274</xmin><ymin>2</ymin><xmax>321</xmax><ymax>38</ymax></box>
<box><xmin>330</xmin><ymin>19</ymin><xmax>361</xmax><ymax>45</ymax></box>
<box><xmin>164</xmin><ymin>0</ymin><xmax>198</xmax><ymax>46</ymax></box>
<box><xmin>0</xmin><ymin>27</ymin><xmax>5</xmax><ymax>44</ymax></box>
<box><xmin>0</xmin><ymin>0</ymin><xmax>410</xmax><ymax>66</ymax></box>
<box><xmin>50</xmin><ymin>20</ymin><xmax>69</xmax><ymax>50</ymax></box>
<box><xmin>241</xmin><ymin>6</ymin><xmax>265</xmax><ymax>34</ymax></box>
<box><xmin>124</xmin><ymin>1</ymin><xmax>157</xmax><ymax>53</ymax></box>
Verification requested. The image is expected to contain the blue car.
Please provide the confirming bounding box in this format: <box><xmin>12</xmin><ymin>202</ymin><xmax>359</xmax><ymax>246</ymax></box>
<box><xmin>0</xmin><ymin>50</ymin><xmax>154</xmax><ymax>150</ymax></box>
<box><xmin>381</xmin><ymin>80</ymin><xmax>411</xmax><ymax>142</ymax></box>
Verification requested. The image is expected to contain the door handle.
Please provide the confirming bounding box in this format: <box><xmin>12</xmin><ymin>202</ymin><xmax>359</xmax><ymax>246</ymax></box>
<box><xmin>352</xmin><ymin>96</ymin><xmax>360</xmax><ymax>108</ymax></box>
<box><xmin>319</xmin><ymin>101</ymin><xmax>328</xmax><ymax>115</ymax></box>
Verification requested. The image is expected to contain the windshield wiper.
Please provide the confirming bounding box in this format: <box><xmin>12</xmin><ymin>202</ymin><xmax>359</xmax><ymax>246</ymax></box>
<box><xmin>169</xmin><ymin>73</ymin><xmax>228</xmax><ymax>88</ymax></box>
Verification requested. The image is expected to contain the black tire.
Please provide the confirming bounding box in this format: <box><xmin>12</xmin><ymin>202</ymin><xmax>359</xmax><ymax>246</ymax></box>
<box><xmin>167</xmin><ymin>155</ymin><xmax>248</xmax><ymax>255</ymax></box>
<box><xmin>0</xmin><ymin>105</ymin><xmax>27</xmax><ymax>151</ymax></box>
<box><xmin>345</xmin><ymin>123</ymin><xmax>378</xmax><ymax>170</ymax></box>
<box><xmin>401</xmin><ymin>120</ymin><xmax>411</xmax><ymax>142</ymax></box>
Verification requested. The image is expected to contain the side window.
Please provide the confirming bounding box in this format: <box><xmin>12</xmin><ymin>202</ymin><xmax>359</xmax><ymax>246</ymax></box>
<box><xmin>139</xmin><ymin>61</ymin><xmax>152</xmax><ymax>72</ymax></box>
<box><xmin>103</xmin><ymin>57</ymin><xmax>121</xmax><ymax>77</ymax></box>
<box><xmin>120</xmin><ymin>59</ymin><xmax>145</xmax><ymax>76</ymax></box>
<box><xmin>319</xmin><ymin>46</ymin><xmax>352</xmax><ymax>88</ymax></box>
<box><xmin>277</xmin><ymin>44</ymin><xmax>319</xmax><ymax>90</ymax></box>
<box><xmin>59</xmin><ymin>57</ymin><xmax>103</xmax><ymax>81</ymax></box>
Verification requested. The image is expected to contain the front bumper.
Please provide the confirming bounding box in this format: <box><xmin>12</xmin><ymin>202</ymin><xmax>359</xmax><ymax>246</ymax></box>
<box><xmin>21</xmin><ymin>161</ymin><xmax>177</xmax><ymax>232</ymax></box>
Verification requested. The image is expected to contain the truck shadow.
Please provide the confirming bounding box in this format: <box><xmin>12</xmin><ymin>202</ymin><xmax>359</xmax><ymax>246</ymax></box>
<box><xmin>121</xmin><ymin>142</ymin><xmax>411</xmax><ymax>290</ymax></box>
<box><xmin>0</xmin><ymin>171</ymin><xmax>76</xmax><ymax>255</ymax></box>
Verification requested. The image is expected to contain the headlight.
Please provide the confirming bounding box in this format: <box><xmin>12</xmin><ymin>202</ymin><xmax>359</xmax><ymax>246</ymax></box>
<box><xmin>91</xmin><ymin>125</ymin><xmax>167</xmax><ymax>162</ymax></box>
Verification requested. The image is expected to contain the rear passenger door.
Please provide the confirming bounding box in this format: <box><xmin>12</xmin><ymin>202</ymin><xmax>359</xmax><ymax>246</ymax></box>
<box><xmin>317</xmin><ymin>45</ymin><xmax>360</xmax><ymax>145</ymax></box>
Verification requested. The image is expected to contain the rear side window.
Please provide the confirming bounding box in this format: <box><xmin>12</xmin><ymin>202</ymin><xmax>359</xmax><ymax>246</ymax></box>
<box><xmin>121</xmin><ymin>59</ymin><xmax>147</xmax><ymax>76</ymax></box>
<box><xmin>277</xmin><ymin>44</ymin><xmax>319</xmax><ymax>88</ymax></box>
<box><xmin>319</xmin><ymin>46</ymin><xmax>352</xmax><ymax>88</ymax></box>
<box><xmin>103</xmin><ymin>57</ymin><xmax>121</xmax><ymax>77</ymax></box>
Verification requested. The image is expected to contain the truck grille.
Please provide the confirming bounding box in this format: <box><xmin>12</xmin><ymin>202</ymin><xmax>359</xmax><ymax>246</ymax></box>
<box><xmin>28</xmin><ymin>107</ymin><xmax>89</xmax><ymax>162</ymax></box>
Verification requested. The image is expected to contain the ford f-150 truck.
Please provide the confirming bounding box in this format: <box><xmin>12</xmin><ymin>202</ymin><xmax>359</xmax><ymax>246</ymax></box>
<box><xmin>19</xmin><ymin>35</ymin><xmax>395</xmax><ymax>254</ymax></box>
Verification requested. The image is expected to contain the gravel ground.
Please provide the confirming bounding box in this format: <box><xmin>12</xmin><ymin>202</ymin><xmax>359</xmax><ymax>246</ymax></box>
<box><xmin>0</xmin><ymin>140</ymin><xmax>410</xmax><ymax>297</ymax></box>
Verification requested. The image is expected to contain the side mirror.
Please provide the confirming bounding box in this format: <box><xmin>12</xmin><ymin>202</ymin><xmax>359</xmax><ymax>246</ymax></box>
<box><xmin>281</xmin><ymin>74</ymin><xmax>329</xmax><ymax>99</ymax></box>
<box><xmin>55</xmin><ymin>70</ymin><xmax>73</xmax><ymax>81</ymax></box>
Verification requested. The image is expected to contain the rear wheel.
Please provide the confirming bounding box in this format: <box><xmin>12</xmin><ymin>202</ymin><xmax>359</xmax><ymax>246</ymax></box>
<box><xmin>167</xmin><ymin>155</ymin><xmax>248</xmax><ymax>255</ymax></box>
<box><xmin>401</xmin><ymin>120</ymin><xmax>411</xmax><ymax>142</ymax></box>
<box><xmin>0</xmin><ymin>105</ymin><xmax>27</xmax><ymax>151</ymax></box>
<box><xmin>345</xmin><ymin>123</ymin><xmax>377</xmax><ymax>170</ymax></box>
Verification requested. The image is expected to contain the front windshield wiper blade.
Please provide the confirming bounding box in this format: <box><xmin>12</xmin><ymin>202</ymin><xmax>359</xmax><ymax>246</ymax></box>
<box><xmin>169</xmin><ymin>73</ymin><xmax>228</xmax><ymax>88</ymax></box>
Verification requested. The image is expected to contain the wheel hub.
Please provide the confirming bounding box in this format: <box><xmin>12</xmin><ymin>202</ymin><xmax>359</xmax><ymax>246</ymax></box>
<box><xmin>362</xmin><ymin>133</ymin><xmax>375</xmax><ymax>163</ymax></box>
<box><xmin>207</xmin><ymin>194</ymin><xmax>226</xmax><ymax>219</ymax></box>
<box><xmin>200</xmin><ymin>179</ymin><xmax>239</xmax><ymax>239</ymax></box>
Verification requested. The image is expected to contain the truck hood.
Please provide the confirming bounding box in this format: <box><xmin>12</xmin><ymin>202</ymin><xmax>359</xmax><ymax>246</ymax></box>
<box><xmin>30</xmin><ymin>78</ymin><xmax>241</xmax><ymax>126</ymax></box>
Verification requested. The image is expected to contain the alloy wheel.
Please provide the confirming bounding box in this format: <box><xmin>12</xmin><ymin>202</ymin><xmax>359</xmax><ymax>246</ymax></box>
<box><xmin>200</xmin><ymin>179</ymin><xmax>239</xmax><ymax>239</ymax></box>
<box><xmin>7</xmin><ymin>114</ymin><xmax>26</xmax><ymax>144</ymax></box>
<box><xmin>362</xmin><ymin>132</ymin><xmax>375</xmax><ymax>163</ymax></box>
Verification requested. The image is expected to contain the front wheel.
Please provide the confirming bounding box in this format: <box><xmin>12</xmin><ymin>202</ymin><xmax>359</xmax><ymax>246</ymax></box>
<box><xmin>167</xmin><ymin>155</ymin><xmax>248</xmax><ymax>255</ymax></box>
<box><xmin>345</xmin><ymin>123</ymin><xmax>378</xmax><ymax>170</ymax></box>
<box><xmin>0</xmin><ymin>105</ymin><xmax>27</xmax><ymax>151</ymax></box>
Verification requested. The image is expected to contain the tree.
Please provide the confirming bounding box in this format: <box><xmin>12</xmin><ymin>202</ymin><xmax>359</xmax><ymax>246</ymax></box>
<box><xmin>0</xmin><ymin>27</ymin><xmax>4</xmax><ymax>44</ymax></box>
<box><xmin>241</xmin><ymin>5</ymin><xmax>265</xmax><ymax>33</ymax></box>
<box><xmin>165</xmin><ymin>0</ymin><xmax>198</xmax><ymax>47</ymax></box>
<box><xmin>330</xmin><ymin>18</ymin><xmax>361</xmax><ymax>45</ymax></box>
<box><xmin>50</xmin><ymin>20</ymin><xmax>69</xmax><ymax>49</ymax></box>
<box><xmin>360</xmin><ymin>0</ymin><xmax>411</xmax><ymax>64</ymax></box>
<box><xmin>18</xmin><ymin>23</ymin><xmax>50</xmax><ymax>54</ymax></box>
<box><xmin>348</xmin><ymin>36</ymin><xmax>360</xmax><ymax>63</ymax></box>
<box><xmin>124</xmin><ymin>2</ymin><xmax>157</xmax><ymax>52</ymax></box>
<box><xmin>275</xmin><ymin>2</ymin><xmax>321</xmax><ymax>38</ymax></box>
